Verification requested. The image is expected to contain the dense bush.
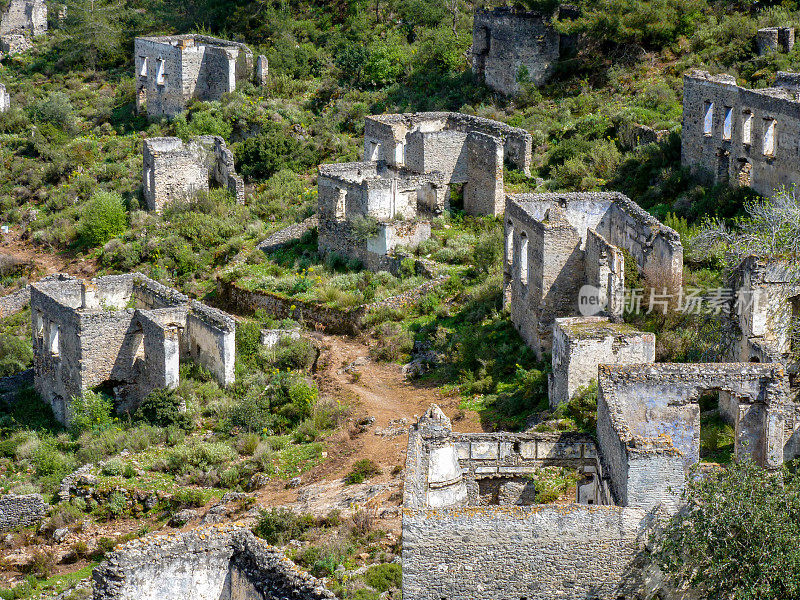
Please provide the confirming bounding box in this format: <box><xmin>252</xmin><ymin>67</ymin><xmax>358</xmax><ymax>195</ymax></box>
<box><xmin>69</xmin><ymin>391</ymin><xmax>115</xmax><ymax>434</ymax></box>
<box><xmin>253</xmin><ymin>507</ymin><xmax>313</xmax><ymax>545</ymax></box>
<box><xmin>0</xmin><ymin>334</ymin><xmax>33</xmax><ymax>377</ymax></box>
<box><xmin>134</xmin><ymin>388</ymin><xmax>193</xmax><ymax>430</ymax></box>
<box><xmin>234</xmin><ymin>123</ymin><xmax>317</xmax><ymax>181</ymax></box>
<box><xmin>344</xmin><ymin>459</ymin><xmax>381</xmax><ymax>484</ymax></box>
<box><xmin>78</xmin><ymin>191</ymin><xmax>127</xmax><ymax>247</ymax></box>
<box><xmin>657</xmin><ymin>459</ymin><xmax>800</xmax><ymax>599</ymax></box>
<box><xmin>363</xmin><ymin>563</ymin><xmax>402</xmax><ymax>592</ymax></box>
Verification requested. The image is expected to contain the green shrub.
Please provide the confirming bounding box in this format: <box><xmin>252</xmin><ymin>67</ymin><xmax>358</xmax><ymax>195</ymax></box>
<box><xmin>29</xmin><ymin>92</ymin><xmax>75</xmax><ymax>130</ymax></box>
<box><xmin>0</xmin><ymin>333</ymin><xmax>33</xmax><ymax>377</ymax></box>
<box><xmin>363</xmin><ymin>563</ymin><xmax>402</xmax><ymax>592</ymax></box>
<box><xmin>32</xmin><ymin>444</ymin><xmax>76</xmax><ymax>480</ymax></box>
<box><xmin>165</xmin><ymin>441</ymin><xmax>237</xmax><ymax>475</ymax></box>
<box><xmin>106</xmin><ymin>491</ymin><xmax>129</xmax><ymax>518</ymax></box>
<box><xmin>234</xmin><ymin>123</ymin><xmax>316</xmax><ymax>180</ymax></box>
<box><xmin>344</xmin><ymin>459</ymin><xmax>381</xmax><ymax>484</ymax></box>
<box><xmin>101</xmin><ymin>458</ymin><xmax>124</xmax><ymax>476</ymax></box>
<box><xmin>69</xmin><ymin>391</ymin><xmax>115</xmax><ymax>434</ymax></box>
<box><xmin>134</xmin><ymin>388</ymin><xmax>192</xmax><ymax>430</ymax></box>
<box><xmin>553</xmin><ymin>381</ymin><xmax>598</xmax><ymax>434</ymax></box>
<box><xmin>171</xmin><ymin>488</ymin><xmax>206</xmax><ymax>508</ymax></box>
<box><xmin>253</xmin><ymin>507</ymin><xmax>313</xmax><ymax>545</ymax></box>
<box><xmin>78</xmin><ymin>191</ymin><xmax>127</xmax><ymax>247</ymax></box>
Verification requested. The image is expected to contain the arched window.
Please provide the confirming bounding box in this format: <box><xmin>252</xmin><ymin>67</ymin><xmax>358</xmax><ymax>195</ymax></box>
<box><xmin>519</xmin><ymin>232</ymin><xmax>528</xmax><ymax>285</ymax></box>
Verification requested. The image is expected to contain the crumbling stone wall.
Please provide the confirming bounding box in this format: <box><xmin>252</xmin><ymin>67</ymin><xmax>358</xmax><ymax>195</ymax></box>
<box><xmin>364</xmin><ymin>111</ymin><xmax>532</xmax><ymax>179</ymax></box>
<box><xmin>256</xmin><ymin>216</ymin><xmax>318</xmax><ymax>253</ymax></box>
<box><xmin>219</xmin><ymin>275</ymin><xmax>445</xmax><ymax>335</ymax></box>
<box><xmin>143</xmin><ymin>135</ymin><xmax>244</xmax><ymax>212</ymax></box>
<box><xmin>472</xmin><ymin>7</ymin><xmax>562</xmax><ymax>95</ymax></box>
<box><xmin>618</xmin><ymin>122</ymin><xmax>669</xmax><ymax>150</ymax></box>
<box><xmin>550</xmin><ymin>317</ymin><xmax>655</xmax><ymax>408</ymax></box>
<box><xmin>0</xmin><ymin>0</ymin><xmax>46</xmax><ymax>57</ymax></box>
<box><xmin>681</xmin><ymin>69</ymin><xmax>800</xmax><ymax>197</ymax></box>
<box><xmin>597</xmin><ymin>362</ymin><xmax>788</xmax><ymax>512</ymax></box>
<box><xmin>134</xmin><ymin>35</ymin><xmax>254</xmax><ymax>118</ymax></box>
<box><xmin>92</xmin><ymin>525</ymin><xmax>334</xmax><ymax>600</ymax></box>
<box><xmin>727</xmin><ymin>256</ymin><xmax>800</xmax><ymax>457</ymax></box>
<box><xmin>316</xmin><ymin>160</ymin><xmax>442</xmax><ymax>271</ymax></box>
<box><xmin>464</xmin><ymin>131</ymin><xmax>504</xmax><ymax>216</ymax></box>
<box><xmin>0</xmin><ymin>83</ymin><xmax>9</xmax><ymax>112</ymax></box>
<box><xmin>31</xmin><ymin>274</ymin><xmax>235</xmax><ymax>425</ymax></box>
<box><xmin>0</xmin><ymin>493</ymin><xmax>46</xmax><ymax>532</ymax></box>
<box><xmin>757</xmin><ymin>27</ymin><xmax>795</xmax><ymax>55</ymax></box>
<box><xmin>504</xmin><ymin>192</ymin><xmax>683</xmax><ymax>357</ymax></box>
<box><xmin>403</xmin><ymin>405</ymin><xmax>657</xmax><ymax>600</ymax></box>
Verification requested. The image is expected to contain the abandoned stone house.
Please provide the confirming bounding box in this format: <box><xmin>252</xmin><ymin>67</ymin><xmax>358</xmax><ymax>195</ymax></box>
<box><xmin>143</xmin><ymin>136</ymin><xmax>244</xmax><ymax>212</ymax></box>
<box><xmin>757</xmin><ymin>26</ymin><xmax>795</xmax><ymax>55</ymax></box>
<box><xmin>317</xmin><ymin>111</ymin><xmax>532</xmax><ymax>271</ymax></box>
<box><xmin>549</xmin><ymin>316</ymin><xmax>655</xmax><ymax>407</ymax></box>
<box><xmin>471</xmin><ymin>6</ymin><xmax>579</xmax><ymax>96</ymax></box>
<box><xmin>503</xmin><ymin>192</ymin><xmax>684</xmax><ymax>359</ymax></box>
<box><xmin>681</xmin><ymin>69</ymin><xmax>800</xmax><ymax>197</ymax></box>
<box><xmin>92</xmin><ymin>525</ymin><xmax>334</xmax><ymax>600</ymax></box>
<box><xmin>134</xmin><ymin>35</ymin><xmax>267</xmax><ymax>119</ymax></box>
<box><xmin>726</xmin><ymin>255</ymin><xmax>800</xmax><ymax>457</ymax></box>
<box><xmin>30</xmin><ymin>274</ymin><xmax>235</xmax><ymax>426</ymax></box>
<box><xmin>0</xmin><ymin>0</ymin><xmax>46</xmax><ymax>58</ymax></box>
<box><xmin>317</xmin><ymin>161</ymin><xmax>443</xmax><ymax>272</ymax></box>
<box><xmin>404</xmin><ymin>357</ymin><xmax>789</xmax><ymax>599</ymax></box>
<box><xmin>0</xmin><ymin>83</ymin><xmax>9</xmax><ymax>113</ymax></box>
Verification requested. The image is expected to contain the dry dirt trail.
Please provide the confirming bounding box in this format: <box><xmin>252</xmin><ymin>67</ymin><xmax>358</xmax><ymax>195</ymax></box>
<box><xmin>0</xmin><ymin>227</ymin><xmax>98</xmax><ymax>279</ymax></box>
<box><xmin>254</xmin><ymin>333</ymin><xmax>483</xmax><ymax>527</ymax></box>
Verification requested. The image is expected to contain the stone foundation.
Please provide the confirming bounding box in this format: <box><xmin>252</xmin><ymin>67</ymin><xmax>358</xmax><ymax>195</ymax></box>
<box><xmin>92</xmin><ymin>525</ymin><xmax>335</xmax><ymax>600</ymax></box>
<box><xmin>0</xmin><ymin>493</ymin><xmax>46</xmax><ymax>532</ymax></box>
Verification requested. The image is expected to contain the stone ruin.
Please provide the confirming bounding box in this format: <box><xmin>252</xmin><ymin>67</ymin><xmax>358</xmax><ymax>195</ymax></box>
<box><xmin>0</xmin><ymin>82</ymin><xmax>9</xmax><ymax>112</ymax></box>
<box><xmin>757</xmin><ymin>26</ymin><xmax>795</xmax><ymax>55</ymax></box>
<box><xmin>681</xmin><ymin>69</ymin><xmax>800</xmax><ymax>197</ymax></box>
<box><xmin>92</xmin><ymin>525</ymin><xmax>335</xmax><ymax>600</ymax></box>
<box><xmin>30</xmin><ymin>273</ymin><xmax>235</xmax><ymax>425</ymax></box>
<box><xmin>0</xmin><ymin>493</ymin><xmax>46</xmax><ymax>532</ymax></box>
<box><xmin>317</xmin><ymin>111</ymin><xmax>532</xmax><ymax>272</ymax></box>
<box><xmin>143</xmin><ymin>135</ymin><xmax>244</xmax><ymax>212</ymax></box>
<box><xmin>134</xmin><ymin>35</ymin><xmax>268</xmax><ymax>119</ymax></box>
<box><xmin>471</xmin><ymin>6</ymin><xmax>579</xmax><ymax>96</ymax></box>
<box><xmin>504</xmin><ymin>192</ymin><xmax>683</xmax><ymax>358</ymax></box>
<box><xmin>403</xmin><ymin>356</ymin><xmax>790</xmax><ymax>598</ymax></box>
<box><xmin>727</xmin><ymin>256</ymin><xmax>800</xmax><ymax>458</ymax></box>
<box><xmin>549</xmin><ymin>316</ymin><xmax>655</xmax><ymax>407</ymax></box>
<box><xmin>0</xmin><ymin>0</ymin><xmax>46</xmax><ymax>58</ymax></box>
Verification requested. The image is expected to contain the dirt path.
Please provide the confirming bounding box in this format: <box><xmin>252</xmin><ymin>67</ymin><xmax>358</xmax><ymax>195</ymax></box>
<box><xmin>0</xmin><ymin>226</ymin><xmax>98</xmax><ymax>279</ymax></box>
<box><xmin>254</xmin><ymin>334</ymin><xmax>483</xmax><ymax>527</ymax></box>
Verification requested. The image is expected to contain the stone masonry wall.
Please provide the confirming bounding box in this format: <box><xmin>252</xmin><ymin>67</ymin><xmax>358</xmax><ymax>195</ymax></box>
<box><xmin>597</xmin><ymin>362</ymin><xmax>788</xmax><ymax>510</ymax></box>
<box><xmin>402</xmin><ymin>505</ymin><xmax>655</xmax><ymax>600</ymax></box>
<box><xmin>464</xmin><ymin>131</ymin><xmax>504</xmax><ymax>216</ymax></box>
<box><xmin>92</xmin><ymin>525</ymin><xmax>334</xmax><ymax>600</ymax></box>
<box><xmin>135</xmin><ymin>35</ymin><xmax>253</xmax><ymax>119</ymax></box>
<box><xmin>472</xmin><ymin>8</ymin><xmax>561</xmax><ymax>95</ymax></box>
<box><xmin>681</xmin><ymin>70</ymin><xmax>800</xmax><ymax>197</ymax></box>
<box><xmin>0</xmin><ymin>493</ymin><xmax>46</xmax><ymax>532</ymax></box>
<box><xmin>550</xmin><ymin>317</ymin><xmax>655</xmax><ymax>408</ymax></box>
<box><xmin>143</xmin><ymin>136</ymin><xmax>244</xmax><ymax>212</ymax></box>
<box><xmin>219</xmin><ymin>276</ymin><xmax>445</xmax><ymax>335</ymax></box>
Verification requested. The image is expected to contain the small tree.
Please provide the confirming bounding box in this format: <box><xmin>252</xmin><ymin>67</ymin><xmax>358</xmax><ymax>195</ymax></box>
<box><xmin>656</xmin><ymin>459</ymin><xmax>800</xmax><ymax>600</ymax></box>
<box><xmin>61</xmin><ymin>0</ymin><xmax>125</xmax><ymax>69</ymax></box>
<box><xmin>69</xmin><ymin>390</ymin><xmax>114</xmax><ymax>433</ymax></box>
<box><xmin>78</xmin><ymin>190</ymin><xmax>127</xmax><ymax>247</ymax></box>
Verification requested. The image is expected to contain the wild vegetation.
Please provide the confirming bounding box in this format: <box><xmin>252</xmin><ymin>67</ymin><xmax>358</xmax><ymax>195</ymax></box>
<box><xmin>0</xmin><ymin>0</ymin><xmax>798</xmax><ymax>597</ymax></box>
